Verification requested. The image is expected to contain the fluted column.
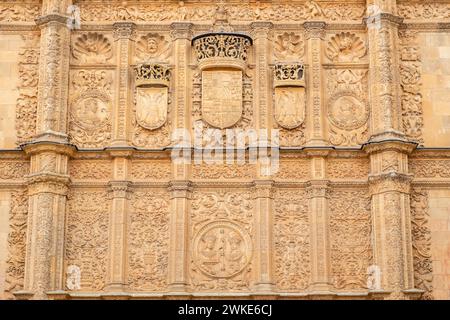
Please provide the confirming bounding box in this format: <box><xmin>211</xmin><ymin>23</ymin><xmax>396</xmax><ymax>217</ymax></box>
<box><xmin>112</xmin><ymin>22</ymin><xmax>136</xmax><ymax>146</ymax></box>
<box><xmin>17</xmin><ymin>0</ymin><xmax>74</xmax><ymax>300</ymax></box>
<box><xmin>105</xmin><ymin>151</ymin><xmax>132</xmax><ymax>292</ymax></box>
<box><xmin>304</xmin><ymin>22</ymin><xmax>327</xmax><ymax>146</ymax></box>
<box><xmin>306</xmin><ymin>150</ymin><xmax>333</xmax><ymax>295</ymax></box>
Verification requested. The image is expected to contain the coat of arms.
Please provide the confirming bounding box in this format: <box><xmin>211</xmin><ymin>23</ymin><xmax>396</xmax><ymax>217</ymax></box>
<box><xmin>274</xmin><ymin>87</ymin><xmax>306</xmax><ymax>129</ymax></box>
<box><xmin>135</xmin><ymin>86</ymin><xmax>168</xmax><ymax>130</ymax></box>
<box><xmin>202</xmin><ymin>70</ymin><xmax>243</xmax><ymax>129</ymax></box>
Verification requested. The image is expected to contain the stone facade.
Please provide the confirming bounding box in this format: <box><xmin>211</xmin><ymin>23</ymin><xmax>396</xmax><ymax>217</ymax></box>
<box><xmin>0</xmin><ymin>0</ymin><xmax>449</xmax><ymax>300</ymax></box>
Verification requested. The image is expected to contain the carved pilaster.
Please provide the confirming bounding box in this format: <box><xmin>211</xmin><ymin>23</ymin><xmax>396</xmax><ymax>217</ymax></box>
<box><xmin>19</xmin><ymin>142</ymin><xmax>75</xmax><ymax>300</ymax></box>
<box><xmin>34</xmin><ymin>1</ymin><xmax>72</xmax><ymax>143</ymax></box>
<box><xmin>366</xmin><ymin>1</ymin><xmax>405</xmax><ymax>141</ymax></box>
<box><xmin>167</xmin><ymin>180</ymin><xmax>192</xmax><ymax>293</ymax></box>
<box><xmin>305</xmin><ymin>151</ymin><xmax>333</xmax><ymax>293</ymax></box>
<box><xmin>364</xmin><ymin>140</ymin><xmax>422</xmax><ymax>299</ymax></box>
<box><xmin>251</xmin><ymin>22</ymin><xmax>273</xmax><ymax>130</ymax></box>
<box><xmin>303</xmin><ymin>22</ymin><xmax>327</xmax><ymax>146</ymax></box>
<box><xmin>112</xmin><ymin>22</ymin><xmax>136</xmax><ymax>146</ymax></box>
<box><xmin>253</xmin><ymin>180</ymin><xmax>275</xmax><ymax>292</ymax></box>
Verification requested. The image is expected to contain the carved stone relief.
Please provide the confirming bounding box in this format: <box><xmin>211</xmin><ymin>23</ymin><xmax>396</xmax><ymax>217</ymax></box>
<box><xmin>4</xmin><ymin>190</ymin><xmax>28</xmax><ymax>299</ymax></box>
<box><xmin>69</xmin><ymin>160</ymin><xmax>112</xmax><ymax>181</ymax></box>
<box><xmin>128</xmin><ymin>191</ymin><xmax>170</xmax><ymax>291</ymax></box>
<box><xmin>326</xmin><ymin>32</ymin><xmax>367</xmax><ymax>63</ymax></box>
<box><xmin>330</xmin><ymin>190</ymin><xmax>372</xmax><ymax>290</ymax></box>
<box><xmin>274</xmin><ymin>189</ymin><xmax>310</xmax><ymax>290</ymax></box>
<box><xmin>0</xmin><ymin>3</ymin><xmax>40</xmax><ymax>22</ymax></box>
<box><xmin>410</xmin><ymin>159</ymin><xmax>450</xmax><ymax>178</ymax></box>
<box><xmin>326</xmin><ymin>69</ymin><xmax>369</xmax><ymax>146</ymax></box>
<box><xmin>190</xmin><ymin>191</ymin><xmax>253</xmax><ymax>291</ymax></box>
<box><xmin>65</xmin><ymin>191</ymin><xmax>110</xmax><ymax>291</ymax></box>
<box><xmin>273</xmin><ymin>32</ymin><xmax>305</xmax><ymax>62</ymax></box>
<box><xmin>16</xmin><ymin>35</ymin><xmax>40</xmax><ymax>144</ymax></box>
<box><xmin>131</xmin><ymin>160</ymin><xmax>172</xmax><ymax>181</ymax></box>
<box><xmin>0</xmin><ymin>161</ymin><xmax>29</xmax><ymax>180</ymax></box>
<box><xmin>71</xmin><ymin>33</ymin><xmax>113</xmax><ymax>65</ymax></box>
<box><xmin>69</xmin><ymin>70</ymin><xmax>113</xmax><ymax>148</ymax></box>
<box><xmin>135</xmin><ymin>33</ymin><xmax>171</xmax><ymax>64</ymax></box>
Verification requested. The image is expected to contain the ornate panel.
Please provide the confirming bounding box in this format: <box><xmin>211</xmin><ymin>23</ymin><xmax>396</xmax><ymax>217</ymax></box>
<box><xmin>65</xmin><ymin>190</ymin><xmax>110</xmax><ymax>291</ymax></box>
<box><xmin>134</xmin><ymin>32</ymin><xmax>172</xmax><ymax>64</ymax></box>
<box><xmin>326</xmin><ymin>68</ymin><xmax>369</xmax><ymax>146</ymax></box>
<box><xmin>192</xmin><ymin>164</ymin><xmax>254</xmax><ymax>180</ymax></box>
<box><xmin>0</xmin><ymin>2</ymin><xmax>41</xmax><ymax>22</ymax></box>
<box><xmin>274</xmin><ymin>159</ymin><xmax>310</xmax><ymax>181</ymax></box>
<box><xmin>398</xmin><ymin>2</ymin><xmax>450</xmax><ymax>21</ymax></box>
<box><xmin>190</xmin><ymin>190</ymin><xmax>254</xmax><ymax>291</ymax></box>
<box><xmin>131</xmin><ymin>160</ymin><xmax>171</xmax><ymax>181</ymax></box>
<box><xmin>4</xmin><ymin>190</ymin><xmax>28</xmax><ymax>299</ymax></box>
<box><xmin>410</xmin><ymin>188</ymin><xmax>433</xmax><ymax>300</ymax></box>
<box><xmin>128</xmin><ymin>190</ymin><xmax>170</xmax><ymax>291</ymax></box>
<box><xmin>326</xmin><ymin>158</ymin><xmax>369</xmax><ymax>180</ymax></box>
<box><xmin>16</xmin><ymin>34</ymin><xmax>40</xmax><ymax>145</ymax></box>
<box><xmin>274</xmin><ymin>189</ymin><xmax>310</xmax><ymax>291</ymax></box>
<box><xmin>329</xmin><ymin>190</ymin><xmax>372</xmax><ymax>290</ymax></box>
<box><xmin>410</xmin><ymin>159</ymin><xmax>450</xmax><ymax>179</ymax></box>
<box><xmin>68</xmin><ymin>70</ymin><xmax>113</xmax><ymax>148</ymax></box>
<box><xmin>399</xmin><ymin>31</ymin><xmax>424</xmax><ymax>145</ymax></box>
<box><xmin>69</xmin><ymin>160</ymin><xmax>112</xmax><ymax>181</ymax></box>
<box><xmin>0</xmin><ymin>161</ymin><xmax>29</xmax><ymax>180</ymax></box>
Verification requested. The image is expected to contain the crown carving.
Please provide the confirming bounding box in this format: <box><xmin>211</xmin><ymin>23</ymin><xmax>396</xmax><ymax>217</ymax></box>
<box><xmin>134</xmin><ymin>64</ymin><xmax>171</xmax><ymax>87</ymax></box>
<box><xmin>192</xmin><ymin>33</ymin><xmax>253</xmax><ymax>71</ymax></box>
<box><xmin>274</xmin><ymin>64</ymin><xmax>305</xmax><ymax>88</ymax></box>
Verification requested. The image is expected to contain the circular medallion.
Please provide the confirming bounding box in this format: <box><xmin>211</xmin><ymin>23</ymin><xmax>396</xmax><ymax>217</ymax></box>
<box><xmin>193</xmin><ymin>221</ymin><xmax>252</xmax><ymax>278</ymax></box>
<box><xmin>328</xmin><ymin>91</ymin><xmax>369</xmax><ymax>130</ymax></box>
<box><xmin>72</xmin><ymin>90</ymin><xmax>110</xmax><ymax>130</ymax></box>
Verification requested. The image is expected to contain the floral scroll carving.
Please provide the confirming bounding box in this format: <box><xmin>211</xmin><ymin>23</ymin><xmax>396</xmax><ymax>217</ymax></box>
<box><xmin>4</xmin><ymin>190</ymin><xmax>28</xmax><ymax>299</ymax></box>
<box><xmin>65</xmin><ymin>191</ymin><xmax>110</xmax><ymax>291</ymax></box>
<box><xmin>190</xmin><ymin>191</ymin><xmax>254</xmax><ymax>291</ymax></box>
<box><xmin>399</xmin><ymin>31</ymin><xmax>424</xmax><ymax>145</ymax></box>
<box><xmin>0</xmin><ymin>3</ymin><xmax>40</xmax><ymax>22</ymax></box>
<box><xmin>274</xmin><ymin>189</ymin><xmax>310</xmax><ymax>290</ymax></box>
<box><xmin>410</xmin><ymin>188</ymin><xmax>433</xmax><ymax>300</ymax></box>
<box><xmin>274</xmin><ymin>32</ymin><xmax>304</xmax><ymax>62</ymax></box>
<box><xmin>16</xmin><ymin>35</ymin><xmax>40</xmax><ymax>144</ymax></box>
<box><xmin>0</xmin><ymin>162</ymin><xmax>29</xmax><ymax>180</ymax></box>
<box><xmin>128</xmin><ymin>191</ymin><xmax>170</xmax><ymax>291</ymax></box>
<box><xmin>330</xmin><ymin>190</ymin><xmax>372</xmax><ymax>290</ymax></box>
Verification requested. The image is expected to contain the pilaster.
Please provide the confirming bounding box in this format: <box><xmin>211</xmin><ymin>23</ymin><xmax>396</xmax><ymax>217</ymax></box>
<box><xmin>250</xmin><ymin>22</ymin><xmax>273</xmax><ymax>131</ymax></box>
<box><xmin>364</xmin><ymin>140</ymin><xmax>422</xmax><ymax>299</ymax></box>
<box><xmin>112</xmin><ymin>22</ymin><xmax>136</xmax><ymax>146</ymax></box>
<box><xmin>253</xmin><ymin>180</ymin><xmax>275</xmax><ymax>293</ymax></box>
<box><xmin>167</xmin><ymin>180</ymin><xmax>192</xmax><ymax>294</ymax></box>
<box><xmin>105</xmin><ymin>149</ymin><xmax>133</xmax><ymax>291</ymax></box>
<box><xmin>305</xmin><ymin>149</ymin><xmax>333</xmax><ymax>293</ymax></box>
<box><xmin>303</xmin><ymin>22</ymin><xmax>327</xmax><ymax>146</ymax></box>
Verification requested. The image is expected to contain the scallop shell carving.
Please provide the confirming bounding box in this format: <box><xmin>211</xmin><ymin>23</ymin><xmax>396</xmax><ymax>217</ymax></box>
<box><xmin>326</xmin><ymin>32</ymin><xmax>366</xmax><ymax>63</ymax></box>
<box><xmin>72</xmin><ymin>33</ymin><xmax>113</xmax><ymax>64</ymax></box>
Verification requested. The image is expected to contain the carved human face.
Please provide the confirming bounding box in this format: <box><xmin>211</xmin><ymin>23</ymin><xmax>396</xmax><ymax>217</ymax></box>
<box><xmin>203</xmin><ymin>235</ymin><xmax>217</xmax><ymax>249</ymax></box>
<box><xmin>147</xmin><ymin>38</ymin><xmax>158</xmax><ymax>54</ymax></box>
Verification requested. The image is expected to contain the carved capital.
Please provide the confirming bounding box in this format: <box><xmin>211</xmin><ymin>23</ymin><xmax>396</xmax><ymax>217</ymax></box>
<box><xmin>306</xmin><ymin>180</ymin><xmax>331</xmax><ymax>199</ymax></box>
<box><xmin>170</xmin><ymin>22</ymin><xmax>193</xmax><ymax>40</ymax></box>
<box><xmin>22</xmin><ymin>142</ymin><xmax>76</xmax><ymax>157</ymax></box>
<box><xmin>365</xmin><ymin>13</ymin><xmax>404</xmax><ymax>27</ymax></box>
<box><xmin>363</xmin><ymin>140</ymin><xmax>417</xmax><ymax>155</ymax></box>
<box><xmin>169</xmin><ymin>180</ymin><xmax>193</xmax><ymax>199</ymax></box>
<box><xmin>113</xmin><ymin>22</ymin><xmax>137</xmax><ymax>40</ymax></box>
<box><xmin>368</xmin><ymin>173</ymin><xmax>413</xmax><ymax>195</ymax></box>
<box><xmin>108</xmin><ymin>181</ymin><xmax>133</xmax><ymax>199</ymax></box>
<box><xmin>303</xmin><ymin>21</ymin><xmax>327</xmax><ymax>40</ymax></box>
<box><xmin>27</xmin><ymin>173</ymin><xmax>71</xmax><ymax>196</ymax></box>
<box><xmin>250</xmin><ymin>21</ymin><xmax>273</xmax><ymax>38</ymax></box>
<box><xmin>253</xmin><ymin>180</ymin><xmax>275</xmax><ymax>199</ymax></box>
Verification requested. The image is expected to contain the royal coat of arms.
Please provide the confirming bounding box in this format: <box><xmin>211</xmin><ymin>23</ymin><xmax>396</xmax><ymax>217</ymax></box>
<box><xmin>135</xmin><ymin>86</ymin><xmax>168</xmax><ymax>130</ymax></box>
<box><xmin>202</xmin><ymin>70</ymin><xmax>243</xmax><ymax>129</ymax></box>
<box><xmin>274</xmin><ymin>87</ymin><xmax>306</xmax><ymax>129</ymax></box>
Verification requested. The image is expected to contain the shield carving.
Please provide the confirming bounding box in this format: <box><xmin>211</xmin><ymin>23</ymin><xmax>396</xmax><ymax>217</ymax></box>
<box><xmin>274</xmin><ymin>87</ymin><xmax>306</xmax><ymax>129</ymax></box>
<box><xmin>202</xmin><ymin>70</ymin><xmax>243</xmax><ymax>129</ymax></box>
<box><xmin>135</xmin><ymin>86</ymin><xmax>168</xmax><ymax>130</ymax></box>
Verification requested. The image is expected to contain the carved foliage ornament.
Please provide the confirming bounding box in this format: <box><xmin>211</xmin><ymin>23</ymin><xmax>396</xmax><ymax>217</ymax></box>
<box><xmin>135</xmin><ymin>33</ymin><xmax>171</xmax><ymax>63</ymax></box>
<box><xmin>274</xmin><ymin>32</ymin><xmax>305</xmax><ymax>62</ymax></box>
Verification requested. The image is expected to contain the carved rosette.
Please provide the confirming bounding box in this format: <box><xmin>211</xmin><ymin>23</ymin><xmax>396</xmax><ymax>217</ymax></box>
<box><xmin>132</xmin><ymin>64</ymin><xmax>171</xmax><ymax>147</ymax></box>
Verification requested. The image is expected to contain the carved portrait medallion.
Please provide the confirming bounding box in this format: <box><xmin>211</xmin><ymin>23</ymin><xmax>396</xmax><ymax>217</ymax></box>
<box><xmin>72</xmin><ymin>90</ymin><xmax>110</xmax><ymax>130</ymax></box>
<box><xmin>135</xmin><ymin>86</ymin><xmax>168</xmax><ymax>130</ymax></box>
<box><xmin>328</xmin><ymin>91</ymin><xmax>368</xmax><ymax>130</ymax></box>
<box><xmin>274</xmin><ymin>87</ymin><xmax>306</xmax><ymax>129</ymax></box>
<box><xmin>193</xmin><ymin>221</ymin><xmax>252</xmax><ymax>278</ymax></box>
<box><xmin>202</xmin><ymin>70</ymin><xmax>243</xmax><ymax>129</ymax></box>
